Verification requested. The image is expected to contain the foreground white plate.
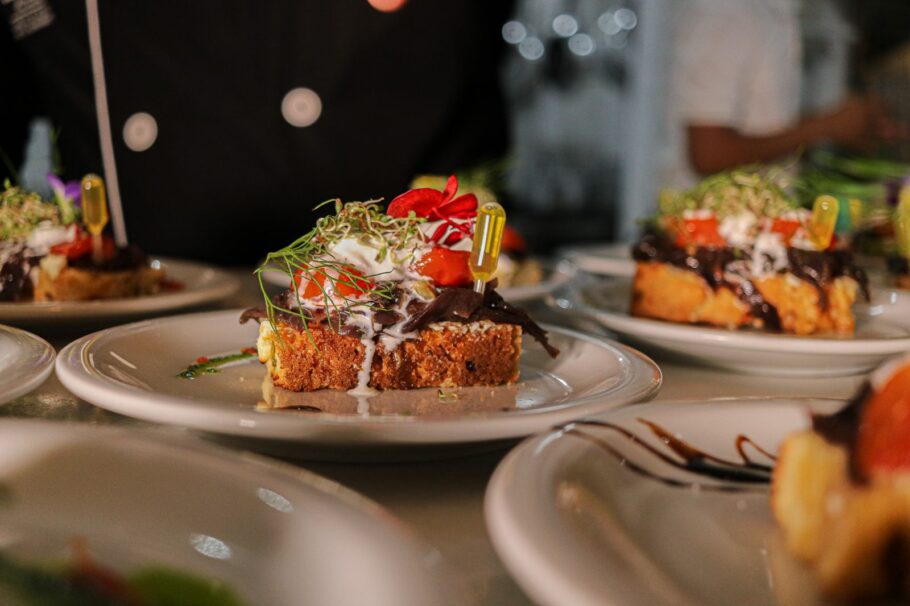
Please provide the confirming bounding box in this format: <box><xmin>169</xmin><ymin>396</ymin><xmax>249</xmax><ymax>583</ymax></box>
<box><xmin>56</xmin><ymin>309</ymin><xmax>660</xmax><ymax>450</ymax></box>
<box><xmin>0</xmin><ymin>420</ymin><xmax>450</xmax><ymax>606</ymax></box>
<box><xmin>485</xmin><ymin>398</ymin><xmax>843</xmax><ymax>606</ymax></box>
<box><xmin>0</xmin><ymin>257</ymin><xmax>240</xmax><ymax>328</ymax></box>
<box><xmin>555</xmin><ymin>277</ymin><xmax>910</xmax><ymax>377</ymax></box>
<box><xmin>259</xmin><ymin>259</ymin><xmax>575</xmax><ymax>303</ymax></box>
<box><xmin>561</xmin><ymin>242</ymin><xmax>635</xmax><ymax>277</ymax></box>
<box><xmin>0</xmin><ymin>325</ymin><xmax>54</xmax><ymax>404</ymax></box>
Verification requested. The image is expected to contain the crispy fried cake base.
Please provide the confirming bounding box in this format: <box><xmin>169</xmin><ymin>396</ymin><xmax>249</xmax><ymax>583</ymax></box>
<box><xmin>34</xmin><ymin>266</ymin><xmax>166</xmax><ymax>302</ymax></box>
<box><xmin>257</xmin><ymin>319</ymin><xmax>522</xmax><ymax>392</ymax></box>
<box><xmin>631</xmin><ymin>262</ymin><xmax>858</xmax><ymax>335</ymax></box>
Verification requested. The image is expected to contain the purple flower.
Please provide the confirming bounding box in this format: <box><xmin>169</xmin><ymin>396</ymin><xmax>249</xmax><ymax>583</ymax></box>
<box><xmin>47</xmin><ymin>173</ymin><xmax>81</xmax><ymax>224</ymax></box>
<box><xmin>47</xmin><ymin>173</ymin><xmax>82</xmax><ymax>207</ymax></box>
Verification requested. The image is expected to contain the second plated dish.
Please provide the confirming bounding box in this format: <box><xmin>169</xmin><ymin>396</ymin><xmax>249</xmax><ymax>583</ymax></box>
<box><xmin>555</xmin><ymin>277</ymin><xmax>910</xmax><ymax>377</ymax></box>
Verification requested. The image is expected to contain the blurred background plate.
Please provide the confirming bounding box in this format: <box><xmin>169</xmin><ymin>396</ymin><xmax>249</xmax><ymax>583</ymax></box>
<box><xmin>0</xmin><ymin>325</ymin><xmax>54</xmax><ymax>405</ymax></box>
<box><xmin>561</xmin><ymin>243</ymin><xmax>635</xmax><ymax>277</ymax></box>
<box><xmin>55</xmin><ymin>310</ymin><xmax>661</xmax><ymax>459</ymax></box>
<box><xmin>485</xmin><ymin>398</ymin><xmax>842</xmax><ymax>606</ymax></box>
<box><xmin>554</xmin><ymin>276</ymin><xmax>910</xmax><ymax>377</ymax></box>
<box><xmin>0</xmin><ymin>258</ymin><xmax>241</xmax><ymax>331</ymax></box>
<box><xmin>0</xmin><ymin>419</ymin><xmax>454</xmax><ymax>606</ymax></box>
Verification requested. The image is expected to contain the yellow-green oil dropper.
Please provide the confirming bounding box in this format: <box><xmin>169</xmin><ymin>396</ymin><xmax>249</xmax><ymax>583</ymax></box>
<box><xmin>470</xmin><ymin>201</ymin><xmax>507</xmax><ymax>293</ymax></box>
<box><xmin>809</xmin><ymin>195</ymin><xmax>838</xmax><ymax>250</ymax></box>
<box><xmin>81</xmin><ymin>174</ymin><xmax>109</xmax><ymax>264</ymax></box>
<box><xmin>897</xmin><ymin>183</ymin><xmax>910</xmax><ymax>260</ymax></box>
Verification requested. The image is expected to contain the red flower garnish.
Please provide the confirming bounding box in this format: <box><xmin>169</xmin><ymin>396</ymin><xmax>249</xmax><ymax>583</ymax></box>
<box><xmin>387</xmin><ymin>175</ymin><xmax>478</xmax><ymax>246</ymax></box>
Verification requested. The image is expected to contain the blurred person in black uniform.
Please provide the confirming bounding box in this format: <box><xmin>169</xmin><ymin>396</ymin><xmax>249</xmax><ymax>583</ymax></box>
<box><xmin>0</xmin><ymin>0</ymin><xmax>512</xmax><ymax>264</ymax></box>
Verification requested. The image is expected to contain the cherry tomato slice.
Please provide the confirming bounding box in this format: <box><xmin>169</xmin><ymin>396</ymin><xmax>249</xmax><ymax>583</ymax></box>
<box><xmin>672</xmin><ymin>216</ymin><xmax>726</xmax><ymax>248</ymax></box>
<box><xmin>50</xmin><ymin>233</ymin><xmax>115</xmax><ymax>261</ymax></box>
<box><xmin>770</xmin><ymin>218</ymin><xmax>801</xmax><ymax>245</ymax></box>
<box><xmin>501</xmin><ymin>226</ymin><xmax>526</xmax><ymax>253</ymax></box>
<box><xmin>293</xmin><ymin>265</ymin><xmax>372</xmax><ymax>299</ymax></box>
<box><xmin>856</xmin><ymin>363</ymin><xmax>910</xmax><ymax>476</ymax></box>
<box><xmin>414</xmin><ymin>248</ymin><xmax>472</xmax><ymax>287</ymax></box>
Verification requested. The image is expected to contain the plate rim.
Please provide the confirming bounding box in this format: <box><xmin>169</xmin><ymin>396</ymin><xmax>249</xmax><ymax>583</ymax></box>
<box><xmin>561</xmin><ymin>242</ymin><xmax>635</xmax><ymax>278</ymax></box>
<box><xmin>484</xmin><ymin>396</ymin><xmax>842</xmax><ymax>606</ymax></box>
<box><xmin>0</xmin><ymin>257</ymin><xmax>241</xmax><ymax>321</ymax></box>
<box><xmin>55</xmin><ymin>308</ymin><xmax>662</xmax><ymax>444</ymax></box>
<box><xmin>0</xmin><ymin>324</ymin><xmax>55</xmax><ymax>404</ymax></box>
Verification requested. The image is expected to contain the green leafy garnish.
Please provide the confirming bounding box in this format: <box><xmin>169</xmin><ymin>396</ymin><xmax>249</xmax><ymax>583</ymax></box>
<box><xmin>178</xmin><ymin>349</ymin><xmax>257</xmax><ymax>379</ymax></box>
<box><xmin>128</xmin><ymin>567</ymin><xmax>245</xmax><ymax>606</ymax></box>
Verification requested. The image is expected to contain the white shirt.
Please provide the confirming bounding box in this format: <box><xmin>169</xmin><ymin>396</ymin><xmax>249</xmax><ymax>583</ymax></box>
<box><xmin>662</xmin><ymin>0</ymin><xmax>802</xmax><ymax>189</ymax></box>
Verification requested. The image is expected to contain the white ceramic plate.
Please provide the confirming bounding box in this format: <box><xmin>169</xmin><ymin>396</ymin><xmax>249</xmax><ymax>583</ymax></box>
<box><xmin>0</xmin><ymin>419</ymin><xmax>451</xmax><ymax>606</ymax></box>
<box><xmin>561</xmin><ymin>243</ymin><xmax>635</xmax><ymax>277</ymax></box>
<box><xmin>485</xmin><ymin>398</ymin><xmax>844</xmax><ymax>606</ymax></box>
<box><xmin>0</xmin><ymin>257</ymin><xmax>241</xmax><ymax>328</ymax></box>
<box><xmin>555</xmin><ymin>277</ymin><xmax>910</xmax><ymax>377</ymax></box>
<box><xmin>55</xmin><ymin>309</ymin><xmax>661</xmax><ymax>451</ymax></box>
<box><xmin>0</xmin><ymin>325</ymin><xmax>54</xmax><ymax>404</ymax></box>
<box><xmin>259</xmin><ymin>259</ymin><xmax>576</xmax><ymax>303</ymax></box>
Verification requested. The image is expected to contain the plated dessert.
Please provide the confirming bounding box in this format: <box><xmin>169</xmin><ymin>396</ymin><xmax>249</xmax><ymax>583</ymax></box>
<box><xmin>246</xmin><ymin>176</ymin><xmax>557</xmax><ymax>394</ymax></box>
<box><xmin>773</xmin><ymin>355</ymin><xmax>910</xmax><ymax>601</ymax></box>
<box><xmin>0</xmin><ymin>176</ymin><xmax>165</xmax><ymax>302</ymax></box>
<box><xmin>632</xmin><ymin>169</ymin><xmax>869</xmax><ymax>335</ymax></box>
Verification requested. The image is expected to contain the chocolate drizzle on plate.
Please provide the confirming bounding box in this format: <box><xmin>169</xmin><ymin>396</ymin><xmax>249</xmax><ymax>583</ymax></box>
<box><xmin>631</xmin><ymin>233</ymin><xmax>869</xmax><ymax>330</ymax></box>
<box><xmin>560</xmin><ymin>418</ymin><xmax>774</xmax><ymax>491</ymax></box>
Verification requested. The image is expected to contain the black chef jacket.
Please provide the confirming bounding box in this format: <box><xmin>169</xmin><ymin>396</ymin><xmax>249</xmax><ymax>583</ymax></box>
<box><xmin>1</xmin><ymin>1</ymin><xmax>511</xmax><ymax>264</ymax></box>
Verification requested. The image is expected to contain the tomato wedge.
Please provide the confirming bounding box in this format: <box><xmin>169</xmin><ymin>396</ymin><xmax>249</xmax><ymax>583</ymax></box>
<box><xmin>856</xmin><ymin>363</ymin><xmax>910</xmax><ymax>476</ymax></box>
<box><xmin>672</xmin><ymin>216</ymin><xmax>725</xmax><ymax>248</ymax></box>
<box><xmin>414</xmin><ymin>248</ymin><xmax>472</xmax><ymax>287</ymax></box>
<box><xmin>293</xmin><ymin>265</ymin><xmax>373</xmax><ymax>299</ymax></box>
<box><xmin>501</xmin><ymin>226</ymin><xmax>526</xmax><ymax>253</ymax></box>
<box><xmin>770</xmin><ymin>218</ymin><xmax>801</xmax><ymax>245</ymax></box>
<box><xmin>50</xmin><ymin>233</ymin><xmax>115</xmax><ymax>261</ymax></box>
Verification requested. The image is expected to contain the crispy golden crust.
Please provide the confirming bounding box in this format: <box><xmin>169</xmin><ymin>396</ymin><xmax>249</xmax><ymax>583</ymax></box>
<box><xmin>34</xmin><ymin>265</ymin><xmax>166</xmax><ymax>302</ymax></box>
<box><xmin>257</xmin><ymin>320</ymin><xmax>522</xmax><ymax>392</ymax></box>
<box><xmin>631</xmin><ymin>261</ymin><xmax>858</xmax><ymax>335</ymax></box>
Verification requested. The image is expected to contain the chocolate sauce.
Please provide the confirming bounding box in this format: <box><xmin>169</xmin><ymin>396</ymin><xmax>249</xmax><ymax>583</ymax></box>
<box><xmin>812</xmin><ymin>382</ymin><xmax>870</xmax><ymax>483</ymax></box>
<box><xmin>631</xmin><ymin>234</ymin><xmax>869</xmax><ymax>328</ymax></box>
<box><xmin>560</xmin><ymin>418</ymin><xmax>773</xmax><ymax>491</ymax></box>
<box><xmin>888</xmin><ymin>255</ymin><xmax>909</xmax><ymax>277</ymax></box>
<box><xmin>242</xmin><ymin>281</ymin><xmax>560</xmax><ymax>358</ymax></box>
<box><xmin>68</xmin><ymin>244</ymin><xmax>149</xmax><ymax>272</ymax></box>
<box><xmin>0</xmin><ymin>252</ymin><xmax>37</xmax><ymax>302</ymax></box>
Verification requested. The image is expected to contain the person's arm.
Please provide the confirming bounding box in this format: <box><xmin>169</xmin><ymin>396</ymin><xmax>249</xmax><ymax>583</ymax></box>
<box><xmin>687</xmin><ymin>95</ymin><xmax>898</xmax><ymax>175</ymax></box>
